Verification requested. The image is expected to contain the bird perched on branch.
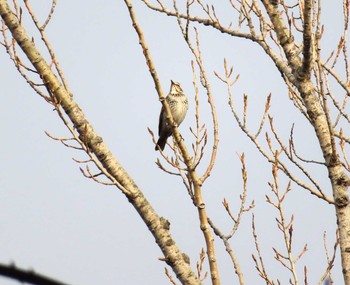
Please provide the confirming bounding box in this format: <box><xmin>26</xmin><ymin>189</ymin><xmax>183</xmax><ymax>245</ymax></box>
<box><xmin>155</xmin><ymin>80</ymin><xmax>188</xmax><ymax>151</ymax></box>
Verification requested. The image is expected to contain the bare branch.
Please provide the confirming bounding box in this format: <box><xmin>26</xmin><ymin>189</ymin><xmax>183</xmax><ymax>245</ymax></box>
<box><xmin>318</xmin><ymin>231</ymin><xmax>339</xmax><ymax>284</ymax></box>
<box><xmin>0</xmin><ymin>262</ymin><xmax>71</xmax><ymax>285</ymax></box>
<box><xmin>0</xmin><ymin>2</ymin><xmax>200</xmax><ymax>284</ymax></box>
<box><xmin>164</xmin><ymin>267</ymin><xmax>178</xmax><ymax>285</ymax></box>
<box><xmin>41</xmin><ymin>0</ymin><xmax>56</xmax><ymax>30</ymax></box>
<box><xmin>301</xmin><ymin>0</ymin><xmax>313</xmax><ymax>79</ymax></box>
<box><xmin>252</xmin><ymin>214</ymin><xmax>274</xmax><ymax>285</ymax></box>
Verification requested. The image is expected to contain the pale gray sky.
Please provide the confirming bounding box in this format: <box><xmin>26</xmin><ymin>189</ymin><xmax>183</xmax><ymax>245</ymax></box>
<box><xmin>0</xmin><ymin>1</ymin><xmax>343</xmax><ymax>284</ymax></box>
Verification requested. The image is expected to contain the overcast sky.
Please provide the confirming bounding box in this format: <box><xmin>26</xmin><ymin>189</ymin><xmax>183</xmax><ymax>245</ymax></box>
<box><xmin>0</xmin><ymin>1</ymin><xmax>344</xmax><ymax>284</ymax></box>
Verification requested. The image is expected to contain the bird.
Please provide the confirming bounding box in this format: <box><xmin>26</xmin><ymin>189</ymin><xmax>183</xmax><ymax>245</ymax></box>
<box><xmin>155</xmin><ymin>80</ymin><xmax>188</xmax><ymax>151</ymax></box>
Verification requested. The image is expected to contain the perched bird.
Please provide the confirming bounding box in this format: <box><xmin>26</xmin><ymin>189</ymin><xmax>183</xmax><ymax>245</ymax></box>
<box><xmin>155</xmin><ymin>80</ymin><xmax>188</xmax><ymax>151</ymax></box>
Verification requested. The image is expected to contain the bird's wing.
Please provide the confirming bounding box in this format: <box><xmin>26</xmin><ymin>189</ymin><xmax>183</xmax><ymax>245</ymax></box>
<box><xmin>158</xmin><ymin>106</ymin><xmax>165</xmax><ymax>136</ymax></box>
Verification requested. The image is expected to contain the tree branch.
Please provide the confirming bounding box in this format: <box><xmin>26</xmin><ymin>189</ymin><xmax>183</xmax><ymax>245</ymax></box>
<box><xmin>0</xmin><ymin>1</ymin><xmax>199</xmax><ymax>284</ymax></box>
<box><xmin>123</xmin><ymin>1</ymin><xmax>221</xmax><ymax>284</ymax></box>
<box><xmin>301</xmin><ymin>0</ymin><xmax>313</xmax><ymax>79</ymax></box>
<box><xmin>0</xmin><ymin>263</ymin><xmax>70</xmax><ymax>285</ymax></box>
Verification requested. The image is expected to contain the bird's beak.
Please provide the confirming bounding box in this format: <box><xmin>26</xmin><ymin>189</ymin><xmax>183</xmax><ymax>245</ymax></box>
<box><xmin>171</xmin><ymin>80</ymin><xmax>175</xmax><ymax>84</ymax></box>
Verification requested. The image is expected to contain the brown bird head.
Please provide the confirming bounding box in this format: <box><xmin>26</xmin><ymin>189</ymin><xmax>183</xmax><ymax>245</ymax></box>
<box><xmin>170</xmin><ymin>80</ymin><xmax>183</xmax><ymax>94</ymax></box>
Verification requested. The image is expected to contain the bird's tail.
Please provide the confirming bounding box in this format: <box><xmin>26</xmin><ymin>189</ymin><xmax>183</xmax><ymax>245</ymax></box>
<box><xmin>155</xmin><ymin>137</ymin><xmax>167</xmax><ymax>151</ymax></box>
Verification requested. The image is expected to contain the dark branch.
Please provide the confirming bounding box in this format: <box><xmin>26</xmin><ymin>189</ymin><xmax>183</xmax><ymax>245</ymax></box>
<box><xmin>0</xmin><ymin>263</ymin><xmax>72</xmax><ymax>285</ymax></box>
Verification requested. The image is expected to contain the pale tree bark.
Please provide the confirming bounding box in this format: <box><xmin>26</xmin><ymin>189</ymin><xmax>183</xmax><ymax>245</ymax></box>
<box><xmin>262</xmin><ymin>2</ymin><xmax>350</xmax><ymax>282</ymax></box>
<box><xmin>0</xmin><ymin>1</ymin><xmax>201</xmax><ymax>284</ymax></box>
<box><xmin>123</xmin><ymin>1</ymin><xmax>220</xmax><ymax>283</ymax></box>
<box><xmin>141</xmin><ymin>0</ymin><xmax>350</xmax><ymax>283</ymax></box>
<box><xmin>1</xmin><ymin>0</ymin><xmax>348</xmax><ymax>284</ymax></box>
